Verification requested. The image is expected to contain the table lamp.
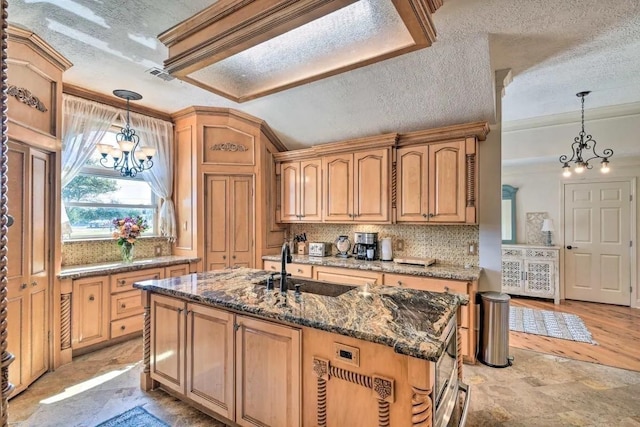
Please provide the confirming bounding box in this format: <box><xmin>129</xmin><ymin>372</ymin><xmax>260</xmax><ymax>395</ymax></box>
<box><xmin>541</xmin><ymin>219</ymin><xmax>554</xmax><ymax>246</ymax></box>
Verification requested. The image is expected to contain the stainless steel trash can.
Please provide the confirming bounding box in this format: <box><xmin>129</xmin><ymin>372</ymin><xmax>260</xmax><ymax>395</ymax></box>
<box><xmin>478</xmin><ymin>292</ymin><xmax>511</xmax><ymax>368</ymax></box>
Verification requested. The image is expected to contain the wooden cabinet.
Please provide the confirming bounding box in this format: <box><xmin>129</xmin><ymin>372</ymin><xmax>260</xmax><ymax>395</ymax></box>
<box><xmin>323</xmin><ymin>149</ymin><xmax>390</xmax><ymax>223</ymax></box>
<box><xmin>235</xmin><ymin>315</ymin><xmax>301</xmax><ymax>427</ymax></box>
<box><xmin>165</xmin><ymin>263</ymin><xmax>190</xmax><ymax>278</ymax></box>
<box><xmin>313</xmin><ymin>266</ymin><xmax>382</xmax><ymax>286</ymax></box>
<box><xmin>7</xmin><ymin>142</ymin><xmax>52</xmax><ymax>394</ymax></box>
<box><xmin>72</xmin><ymin>276</ymin><xmax>110</xmax><ymax>350</ymax></box>
<box><xmin>383</xmin><ymin>273</ymin><xmax>477</xmax><ymax>362</ymax></box>
<box><xmin>205</xmin><ymin>175</ymin><xmax>253</xmax><ymax>270</ymax></box>
<box><xmin>111</xmin><ymin>268</ymin><xmax>163</xmax><ymax>293</ymax></box>
<box><xmin>150</xmin><ymin>294</ymin><xmax>301</xmax><ymax>426</ymax></box>
<box><xmin>280</xmin><ymin>160</ymin><xmax>322</xmax><ymax>222</ymax></box>
<box><xmin>397</xmin><ymin>140</ymin><xmax>467</xmax><ymax>223</ymax></box>
<box><xmin>263</xmin><ymin>261</ymin><xmax>312</xmax><ymax>278</ymax></box>
<box><xmin>501</xmin><ymin>245</ymin><xmax>560</xmax><ymax>304</ymax></box>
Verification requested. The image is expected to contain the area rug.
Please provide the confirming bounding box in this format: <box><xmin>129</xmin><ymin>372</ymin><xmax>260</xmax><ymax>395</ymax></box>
<box><xmin>95</xmin><ymin>406</ymin><xmax>169</xmax><ymax>427</ymax></box>
<box><xmin>509</xmin><ymin>306</ymin><xmax>597</xmax><ymax>344</ymax></box>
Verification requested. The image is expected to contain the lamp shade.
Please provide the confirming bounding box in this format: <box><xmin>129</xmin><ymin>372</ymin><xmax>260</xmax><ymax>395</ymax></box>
<box><xmin>541</xmin><ymin>219</ymin><xmax>554</xmax><ymax>232</ymax></box>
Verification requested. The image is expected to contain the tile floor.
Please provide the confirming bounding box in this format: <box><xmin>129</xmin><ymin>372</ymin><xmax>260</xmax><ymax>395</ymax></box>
<box><xmin>8</xmin><ymin>337</ymin><xmax>640</xmax><ymax>426</ymax></box>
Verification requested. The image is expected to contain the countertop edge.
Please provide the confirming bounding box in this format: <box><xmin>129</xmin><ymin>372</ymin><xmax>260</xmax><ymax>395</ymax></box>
<box><xmin>59</xmin><ymin>256</ymin><xmax>201</xmax><ymax>280</ymax></box>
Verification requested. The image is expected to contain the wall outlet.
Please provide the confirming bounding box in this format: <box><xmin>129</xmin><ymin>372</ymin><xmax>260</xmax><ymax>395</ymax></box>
<box><xmin>395</xmin><ymin>239</ymin><xmax>404</xmax><ymax>251</ymax></box>
<box><xmin>154</xmin><ymin>245</ymin><xmax>163</xmax><ymax>256</ymax></box>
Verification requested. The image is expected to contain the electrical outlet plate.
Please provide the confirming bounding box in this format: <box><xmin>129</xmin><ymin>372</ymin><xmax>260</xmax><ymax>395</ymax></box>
<box><xmin>468</xmin><ymin>242</ymin><xmax>476</xmax><ymax>255</ymax></box>
<box><xmin>395</xmin><ymin>239</ymin><xmax>404</xmax><ymax>251</ymax></box>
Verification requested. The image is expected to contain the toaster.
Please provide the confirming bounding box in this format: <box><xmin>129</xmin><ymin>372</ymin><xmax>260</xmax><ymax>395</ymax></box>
<box><xmin>308</xmin><ymin>242</ymin><xmax>332</xmax><ymax>257</ymax></box>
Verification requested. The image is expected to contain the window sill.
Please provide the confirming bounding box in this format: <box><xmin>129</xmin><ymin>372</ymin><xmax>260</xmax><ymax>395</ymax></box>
<box><xmin>63</xmin><ymin>235</ymin><xmax>166</xmax><ymax>244</ymax></box>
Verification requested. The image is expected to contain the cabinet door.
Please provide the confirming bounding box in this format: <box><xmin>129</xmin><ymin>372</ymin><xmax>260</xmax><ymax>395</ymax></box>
<box><xmin>428</xmin><ymin>140</ymin><xmax>466</xmax><ymax>222</ymax></box>
<box><xmin>323</xmin><ymin>153</ymin><xmax>353</xmax><ymax>222</ymax></box>
<box><xmin>206</xmin><ymin>175</ymin><xmax>231</xmax><ymax>270</ymax></box>
<box><xmin>150</xmin><ymin>294</ymin><xmax>186</xmax><ymax>395</ymax></box>
<box><xmin>280</xmin><ymin>162</ymin><xmax>300</xmax><ymax>222</ymax></box>
<box><xmin>186</xmin><ymin>304</ymin><xmax>235</xmax><ymax>419</ymax></box>
<box><xmin>354</xmin><ymin>149</ymin><xmax>389</xmax><ymax>222</ymax></box>
<box><xmin>396</xmin><ymin>146</ymin><xmax>429</xmax><ymax>222</ymax></box>
<box><xmin>235</xmin><ymin>316</ymin><xmax>301</xmax><ymax>427</ymax></box>
<box><xmin>524</xmin><ymin>260</ymin><xmax>555</xmax><ymax>298</ymax></box>
<box><xmin>300</xmin><ymin>159</ymin><xmax>322</xmax><ymax>222</ymax></box>
<box><xmin>72</xmin><ymin>276</ymin><xmax>110</xmax><ymax>349</ymax></box>
<box><xmin>165</xmin><ymin>263</ymin><xmax>190</xmax><ymax>278</ymax></box>
<box><xmin>501</xmin><ymin>259</ymin><xmax>525</xmax><ymax>294</ymax></box>
<box><xmin>230</xmin><ymin>176</ymin><xmax>254</xmax><ymax>268</ymax></box>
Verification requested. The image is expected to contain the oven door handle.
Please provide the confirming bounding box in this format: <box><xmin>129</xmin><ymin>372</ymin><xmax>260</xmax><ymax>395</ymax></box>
<box><xmin>457</xmin><ymin>381</ymin><xmax>471</xmax><ymax>427</ymax></box>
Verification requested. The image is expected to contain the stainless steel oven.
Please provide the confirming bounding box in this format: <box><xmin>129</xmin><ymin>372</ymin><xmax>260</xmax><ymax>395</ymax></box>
<box><xmin>434</xmin><ymin>317</ymin><xmax>471</xmax><ymax>427</ymax></box>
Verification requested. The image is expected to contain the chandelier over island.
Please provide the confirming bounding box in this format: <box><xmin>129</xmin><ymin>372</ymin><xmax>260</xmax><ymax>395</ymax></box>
<box><xmin>96</xmin><ymin>89</ymin><xmax>156</xmax><ymax>177</ymax></box>
<box><xmin>559</xmin><ymin>91</ymin><xmax>613</xmax><ymax>177</ymax></box>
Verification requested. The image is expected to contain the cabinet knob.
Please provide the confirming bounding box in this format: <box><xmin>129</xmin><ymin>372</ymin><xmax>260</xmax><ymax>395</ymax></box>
<box><xmin>422</xmin><ymin>213</ymin><xmax>428</xmax><ymax>218</ymax></box>
<box><xmin>89</xmin><ymin>295</ymin><xmax>95</xmax><ymax>301</ymax></box>
<box><xmin>121</xmin><ymin>303</ymin><xmax>126</xmax><ymax>309</ymax></box>
<box><xmin>31</xmin><ymin>281</ymin><xmax>37</xmax><ymax>287</ymax></box>
<box><xmin>20</xmin><ymin>283</ymin><xmax>27</xmax><ymax>290</ymax></box>
<box><xmin>119</xmin><ymin>279</ymin><xmax>126</xmax><ymax>285</ymax></box>
<box><xmin>429</xmin><ymin>213</ymin><xmax>435</xmax><ymax>218</ymax></box>
<box><xmin>120</xmin><ymin>325</ymin><xmax>126</xmax><ymax>331</ymax></box>
<box><xmin>232</xmin><ymin>255</ymin><xmax>236</xmax><ymax>260</ymax></box>
<box><xmin>153</xmin><ymin>275</ymin><xmax>159</xmax><ymax>279</ymax></box>
<box><xmin>297</xmin><ymin>269</ymin><xmax>303</xmax><ymax>273</ymax></box>
<box><xmin>233</xmin><ymin>323</ymin><xmax>240</xmax><ymax>331</ymax></box>
<box><xmin>397</xmin><ymin>281</ymin><xmax>403</xmax><ymax>287</ymax></box>
<box><xmin>348</xmin><ymin>213</ymin><xmax>353</xmax><ymax>218</ymax></box>
<box><xmin>223</xmin><ymin>255</ymin><xmax>226</xmax><ymax>260</ymax></box>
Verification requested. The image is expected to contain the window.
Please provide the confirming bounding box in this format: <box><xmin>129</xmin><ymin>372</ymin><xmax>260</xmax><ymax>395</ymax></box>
<box><xmin>62</xmin><ymin>131</ymin><xmax>158</xmax><ymax>240</ymax></box>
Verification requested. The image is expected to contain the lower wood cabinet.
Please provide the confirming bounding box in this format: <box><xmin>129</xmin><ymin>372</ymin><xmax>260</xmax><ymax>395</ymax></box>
<box><xmin>313</xmin><ymin>266</ymin><xmax>382</xmax><ymax>286</ymax></box>
<box><xmin>263</xmin><ymin>260</ymin><xmax>312</xmax><ymax>278</ymax></box>
<box><xmin>72</xmin><ymin>275</ymin><xmax>110</xmax><ymax>349</ymax></box>
<box><xmin>150</xmin><ymin>294</ymin><xmax>301</xmax><ymax>427</ymax></box>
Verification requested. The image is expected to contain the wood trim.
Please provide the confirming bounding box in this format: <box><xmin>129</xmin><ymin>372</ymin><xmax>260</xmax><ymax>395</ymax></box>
<box><xmin>62</xmin><ymin>84</ymin><xmax>173</xmax><ymax>123</ymax></box>
<box><xmin>274</xmin><ymin>133</ymin><xmax>398</xmax><ymax>162</ymax></box>
<box><xmin>158</xmin><ymin>0</ymin><xmax>439</xmax><ymax>102</ymax></box>
<box><xmin>7</xmin><ymin>25</ymin><xmax>73</xmax><ymax>71</ymax></box>
<box><xmin>398</xmin><ymin>121</ymin><xmax>490</xmax><ymax>145</ymax></box>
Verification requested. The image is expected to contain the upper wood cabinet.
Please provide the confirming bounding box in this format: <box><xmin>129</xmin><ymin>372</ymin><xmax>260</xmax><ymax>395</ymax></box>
<box><xmin>397</xmin><ymin>139</ymin><xmax>467</xmax><ymax>223</ymax></box>
<box><xmin>280</xmin><ymin>159</ymin><xmax>322</xmax><ymax>222</ymax></box>
<box><xmin>323</xmin><ymin>148</ymin><xmax>390</xmax><ymax>223</ymax></box>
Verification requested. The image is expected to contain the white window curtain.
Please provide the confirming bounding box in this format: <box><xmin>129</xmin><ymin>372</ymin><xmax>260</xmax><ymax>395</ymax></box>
<box><xmin>61</xmin><ymin>95</ymin><xmax>119</xmax><ymax>236</ymax></box>
<box><xmin>61</xmin><ymin>94</ymin><xmax>119</xmax><ymax>188</ymax></box>
<box><xmin>129</xmin><ymin>111</ymin><xmax>176</xmax><ymax>240</ymax></box>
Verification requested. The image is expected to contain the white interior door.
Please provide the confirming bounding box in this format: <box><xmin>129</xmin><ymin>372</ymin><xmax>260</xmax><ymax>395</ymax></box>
<box><xmin>564</xmin><ymin>181</ymin><xmax>631</xmax><ymax>305</ymax></box>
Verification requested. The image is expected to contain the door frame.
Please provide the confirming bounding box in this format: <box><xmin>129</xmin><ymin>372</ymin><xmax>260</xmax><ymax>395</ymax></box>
<box><xmin>560</xmin><ymin>176</ymin><xmax>637</xmax><ymax>307</ymax></box>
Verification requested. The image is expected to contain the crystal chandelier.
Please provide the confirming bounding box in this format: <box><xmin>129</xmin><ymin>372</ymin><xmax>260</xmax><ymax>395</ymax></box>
<box><xmin>559</xmin><ymin>91</ymin><xmax>613</xmax><ymax>177</ymax></box>
<box><xmin>96</xmin><ymin>90</ymin><xmax>156</xmax><ymax>177</ymax></box>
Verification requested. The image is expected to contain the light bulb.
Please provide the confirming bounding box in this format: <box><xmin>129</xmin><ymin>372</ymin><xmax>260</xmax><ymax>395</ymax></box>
<box><xmin>575</xmin><ymin>163</ymin><xmax>585</xmax><ymax>173</ymax></box>
<box><xmin>601</xmin><ymin>159</ymin><xmax>610</xmax><ymax>173</ymax></box>
<box><xmin>563</xmin><ymin>169</ymin><xmax>571</xmax><ymax>177</ymax></box>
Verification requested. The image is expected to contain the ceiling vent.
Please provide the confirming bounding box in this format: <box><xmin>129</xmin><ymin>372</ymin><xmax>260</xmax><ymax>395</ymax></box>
<box><xmin>146</xmin><ymin>67</ymin><xmax>175</xmax><ymax>81</ymax></box>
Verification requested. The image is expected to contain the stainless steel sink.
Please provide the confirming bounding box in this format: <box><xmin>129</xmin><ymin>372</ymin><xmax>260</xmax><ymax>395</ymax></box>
<box><xmin>258</xmin><ymin>277</ymin><xmax>356</xmax><ymax>297</ymax></box>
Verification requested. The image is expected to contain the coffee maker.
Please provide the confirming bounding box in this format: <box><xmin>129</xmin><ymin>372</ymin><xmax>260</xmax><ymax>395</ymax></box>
<box><xmin>353</xmin><ymin>232</ymin><xmax>378</xmax><ymax>260</ymax></box>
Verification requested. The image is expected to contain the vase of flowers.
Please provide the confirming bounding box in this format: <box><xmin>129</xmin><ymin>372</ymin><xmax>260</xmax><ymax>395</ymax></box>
<box><xmin>113</xmin><ymin>216</ymin><xmax>148</xmax><ymax>263</ymax></box>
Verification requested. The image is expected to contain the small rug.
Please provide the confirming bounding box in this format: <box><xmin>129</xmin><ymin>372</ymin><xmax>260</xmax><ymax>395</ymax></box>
<box><xmin>95</xmin><ymin>406</ymin><xmax>169</xmax><ymax>427</ymax></box>
<box><xmin>509</xmin><ymin>306</ymin><xmax>597</xmax><ymax>344</ymax></box>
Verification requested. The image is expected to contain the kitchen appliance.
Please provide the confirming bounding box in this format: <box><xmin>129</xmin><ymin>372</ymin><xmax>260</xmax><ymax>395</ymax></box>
<box><xmin>380</xmin><ymin>237</ymin><xmax>393</xmax><ymax>261</ymax></box>
<box><xmin>353</xmin><ymin>232</ymin><xmax>378</xmax><ymax>260</ymax></box>
<box><xmin>393</xmin><ymin>256</ymin><xmax>436</xmax><ymax>267</ymax></box>
<box><xmin>334</xmin><ymin>235</ymin><xmax>351</xmax><ymax>258</ymax></box>
<box><xmin>308</xmin><ymin>242</ymin><xmax>332</xmax><ymax>257</ymax></box>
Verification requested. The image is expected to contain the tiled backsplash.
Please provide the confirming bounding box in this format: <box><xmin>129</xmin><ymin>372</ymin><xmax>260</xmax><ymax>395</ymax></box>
<box><xmin>62</xmin><ymin>237</ymin><xmax>172</xmax><ymax>266</ymax></box>
<box><xmin>290</xmin><ymin>224</ymin><xmax>479</xmax><ymax>267</ymax></box>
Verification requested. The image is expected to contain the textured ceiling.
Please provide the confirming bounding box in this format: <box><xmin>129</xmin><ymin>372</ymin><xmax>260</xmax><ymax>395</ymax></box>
<box><xmin>8</xmin><ymin>0</ymin><xmax>640</xmax><ymax>150</ymax></box>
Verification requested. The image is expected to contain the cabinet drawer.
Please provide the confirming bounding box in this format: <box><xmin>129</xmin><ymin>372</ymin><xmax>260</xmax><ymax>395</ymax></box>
<box><xmin>111</xmin><ymin>268</ymin><xmax>164</xmax><ymax>293</ymax></box>
<box><xmin>502</xmin><ymin>247</ymin><xmax>523</xmax><ymax>258</ymax></box>
<box><xmin>111</xmin><ymin>289</ymin><xmax>143</xmax><ymax>320</ymax></box>
<box><xmin>165</xmin><ymin>263</ymin><xmax>189</xmax><ymax>278</ymax></box>
<box><xmin>384</xmin><ymin>273</ymin><xmax>468</xmax><ymax>295</ymax></box>
<box><xmin>263</xmin><ymin>261</ymin><xmax>312</xmax><ymax>278</ymax></box>
<box><xmin>313</xmin><ymin>266</ymin><xmax>382</xmax><ymax>286</ymax></box>
<box><xmin>524</xmin><ymin>248</ymin><xmax>559</xmax><ymax>260</ymax></box>
<box><xmin>111</xmin><ymin>315</ymin><xmax>143</xmax><ymax>339</ymax></box>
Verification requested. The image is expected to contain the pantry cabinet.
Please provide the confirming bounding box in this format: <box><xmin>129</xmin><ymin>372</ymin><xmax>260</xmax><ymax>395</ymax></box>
<box><xmin>280</xmin><ymin>160</ymin><xmax>322</xmax><ymax>223</ymax></box>
<box><xmin>323</xmin><ymin>148</ymin><xmax>390</xmax><ymax>223</ymax></box>
<box><xmin>149</xmin><ymin>293</ymin><xmax>301</xmax><ymax>426</ymax></box>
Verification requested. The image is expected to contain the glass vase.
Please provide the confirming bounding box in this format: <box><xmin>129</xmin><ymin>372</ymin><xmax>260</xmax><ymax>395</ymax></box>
<box><xmin>121</xmin><ymin>242</ymin><xmax>135</xmax><ymax>263</ymax></box>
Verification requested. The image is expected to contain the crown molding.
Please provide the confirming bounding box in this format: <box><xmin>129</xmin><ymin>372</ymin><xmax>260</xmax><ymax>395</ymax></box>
<box><xmin>397</xmin><ymin>121</ymin><xmax>490</xmax><ymax>146</ymax></box>
<box><xmin>503</xmin><ymin>101</ymin><xmax>640</xmax><ymax>133</ymax></box>
<box><xmin>8</xmin><ymin>24</ymin><xmax>73</xmax><ymax>71</ymax></box>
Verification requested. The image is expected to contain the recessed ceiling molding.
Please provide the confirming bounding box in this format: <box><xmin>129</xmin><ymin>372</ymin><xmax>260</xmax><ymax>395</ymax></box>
<box><xmin>158</xmin><ymin>0</ymin><xmax>442</xmax><ymax>102</ymax></box>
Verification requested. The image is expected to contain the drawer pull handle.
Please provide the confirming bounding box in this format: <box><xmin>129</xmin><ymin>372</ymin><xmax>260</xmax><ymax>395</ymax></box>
<box><xmin>153</xmin><ymin>275</ymin><xmax>159</xmax><ymax>279</ymax></box>
<box><xmin>89</xmin><ymin>295</ymin><xmax>95</xmax><ymax>301</ymax></box>
<box><xmin>397</xmin><ymin>281</ymin><xmax>403</xmax><ymax>287</ymax></box>
<box><xmin>120</xmin><ymin>325</ymin><xmax>126</xmax><ymax>331</ymax></box>
<box><xmin>121</xmin><ymin>303</ymin><xmax>126</xmax><ymax>309</ymax></box>
<box><xmin>31</xmin><ymin>281</ymin><xmax>37</xmax><ymax>287</ymax></box>
<box><xmin>119</xmin><ymin>279</ymin><xmax>126</xmax><ymax>285</ymax></box>
<box><xmin>271</xmin><ymin>266</ymin><xmax>276</xmax><ymax>270</ymax></box>
<box><xmin>222</xmin><ymin>255</ymin><xmax>226</xmax><ymax>260</ymax></box>
<box><xmin>20</xmin><ymin>283</ymin><xmax>27</xmax><ymax>290</ymax></box>
<box><xmin>297</xmin><ymin>269</ymin><xmax>303</xmax><ymax>273</ymax></box>
<box><xmin>444</xmin><ymin>286</ymin><xmax>450</xmax><ymax>293</ymax></box>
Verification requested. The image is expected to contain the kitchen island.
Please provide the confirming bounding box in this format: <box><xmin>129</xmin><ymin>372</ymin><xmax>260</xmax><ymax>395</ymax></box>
<box><xmin>134</xmin><ymin>267</ymin><xmax>469</xmax><ymax>427</ymax></box>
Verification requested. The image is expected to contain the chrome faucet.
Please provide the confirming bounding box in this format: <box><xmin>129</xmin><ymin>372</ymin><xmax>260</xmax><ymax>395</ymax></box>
<box><xmin>280</xmin><ymin>242</ymin><xmax>292</xmax><ymax>293</ymax></box>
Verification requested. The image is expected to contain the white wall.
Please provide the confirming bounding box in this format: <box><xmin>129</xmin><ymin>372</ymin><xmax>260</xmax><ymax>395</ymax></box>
<box><xmin>503</xmin><ymin>111</ymin><xmax>640</xmax><ymax>308</ymax></box>
<box><xmin>479</xmin><ymin>125</ymin><xmax>502</xmax><ymax>292</ymax></box>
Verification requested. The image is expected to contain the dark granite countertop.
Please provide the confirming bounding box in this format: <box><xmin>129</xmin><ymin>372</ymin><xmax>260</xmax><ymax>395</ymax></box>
<box><xmin>59</xmin><ymin>256</ymin><xmax>200</xmax><ymax>280</ymax></box>
<box><xmin>133</xmin><ymin>267</ymin><xmax>466</xmax><ymax>362</ymax></box>
<box><xmin>262</xmin><ymin>255</ymin><xmax>481</xmax><ymax>281</ymax></box>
